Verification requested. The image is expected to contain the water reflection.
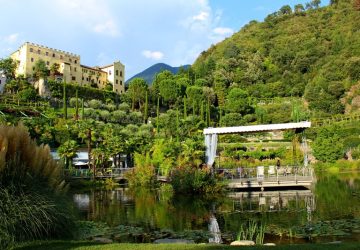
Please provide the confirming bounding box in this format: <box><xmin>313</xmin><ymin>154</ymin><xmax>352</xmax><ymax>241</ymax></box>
<box><xmin>71</xmin><ymin>172</ymin><xmax>360</xmax><ymax>243</ymax></box>
<box><xmin>228</xmin><ymin>190</ymin><xmax>315</xmax><ymax>213</ymax></box>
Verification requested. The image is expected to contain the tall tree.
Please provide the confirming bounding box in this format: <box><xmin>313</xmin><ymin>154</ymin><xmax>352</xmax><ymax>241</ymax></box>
<box><xmin>57</xmin><ymin>140</ymin><xmax>79</xmax><ymax>168</ymax></box>
<box><xmin>128</xmin><ymin>78</ymin><xmax>148</xmax><ymax>110</ymax></box>
<box><xmin>33</xmin><ymin>59</ymin><xmax>49</xmax><ymax>80</ymax></box>
<box><xmin>0</xmin><ymin>57</ymin><xmax>17</xmax><ymax>80</ymax></box>
<box><xmin>279</xmin><ymin>5</ymin><xmax>292</xmax><ymax>15</ymax></box>
<box><xmin>294</xmin><ymin>4</ymin><xmax>305</xmax><ymax>13</ymax></box>
<box><xmin>144</xmin><ymin>90</ymin><xmax>148</xmax><ymax>123</ymax></box>
<box><xmin>63</xmin><ymin>82</ymin><xmax>67</xmax><ymax>119</ymax></box>
<box><xmin>49</xmin><ymin>63</ymin><xmax>60</xmax><ymax>80</ymax></box>
<box><xmin>75</xmin><ymin>87</ymin><xmax>79</xmax><ymax>120</ymax></box>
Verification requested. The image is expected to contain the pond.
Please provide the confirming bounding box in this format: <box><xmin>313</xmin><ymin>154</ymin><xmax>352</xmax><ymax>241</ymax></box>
<box><xmin>71</xmin><ymin>171</ymin><xmax>360</xmax><ymax>245</ymax></box>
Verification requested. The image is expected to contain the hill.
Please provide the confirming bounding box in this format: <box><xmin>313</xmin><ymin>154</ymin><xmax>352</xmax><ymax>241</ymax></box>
<box><xmin>126</xmin><ymin>63</ymin><xmax>190</xmax><ymax>84</ymax></box>
<box><xmin>191</xmin><ymin>0</ymin><xmax>360</xmax><ymax>116</ymax></box>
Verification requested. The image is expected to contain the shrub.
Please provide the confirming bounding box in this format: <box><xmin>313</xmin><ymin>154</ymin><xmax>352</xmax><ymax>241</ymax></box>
<box><xmin>171</xmin><ymin>165</ymin><xmax>225</xmax><ymax>194</ymax></box>
<box><xmin>87</xmin><ymin>99</ymin><xmax>103</xmax><ymax>109</ymax></box>
<box><xmin>0</xmin><ymin>123</ymin><xmax>74</xmax><ymax>248</ymax></box>
<box><xmin>118</xmin><ymin>102</ymin><xmax>130</xmax><ymax>112</ymax></box>
<box><xmin>125</xmin><ymin>153</ymin><xmax>156</xmax><ymax>187</ymax></box>
<box><xmin>69</xmin><ymin>97</ymin><xmax>79</xmax><ymax>108</ymax></box>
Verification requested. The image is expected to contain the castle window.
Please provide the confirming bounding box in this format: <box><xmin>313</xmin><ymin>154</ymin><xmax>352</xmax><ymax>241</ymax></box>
<box><xmin>30</xmin><ymin>48</ymin><xmax>33</xmax><ymax>52</ymax></box>
<box><xmin>72</xmin><ymin>76</ymin><xmax>76</xmax><ymax>81</ymax></box>
<box><xmin>116</xmin><ymin>79</ymin><xmax>118</xmax><ymax>84</ymax></box>
<box><xmin>37</xmin><ymin>49</ymin><xmax>41</xmax><ymax>54</ymax></box>
<box><xmin>120</xmin><ymin>80</ymin><xmax>123</xmax><ymax>85</ymax></box>
<box><xmin>115</xmin><ymin>70</ymin><xmax>119</xmax><ymax>76</ymax></box>
<box><xmin>75</xmin><ymin>59</ymin><xmax>77</xmax><ymax>64</ymax></box>
<box><xmin>82</xmin><ymin>77</ymin><xmax>84</xmax><ymax>80</ymax></box>
<box><xmin>69</xmin><ymin>58</ymin><xmax>72</xmax><ymax>63</ymax></box>
<box><xmin>60</xmin><ymin>55</ymin><xmax>63</xmax><ymax>59</ymax></box>
<box><xmin>46</xmin><ymin>61</ymin><xmax>49</xmax><ymax>66</ymax></box>
<box><xmin>74</xmin><ymin>67</ymin><xmax>77</xmax><ymax>72</ymax></box>
<box><xmin>120</xmin><ymin>71</ymin><xmax>123</xmax><ymax>77</ymax></box>
<box><xmin>31</xmin><ymin>58</ymin><xmax>34</xmax><ymax>62</ymax></box>
<box><xmin>52</xmin><ymin>53</ymin><xmax>55</xmax><ymax>57</ymax></box>
<box><xmin>46</xmin><ymin>52</ymin><xmax>49</xmax><ymax>56</ymax></box>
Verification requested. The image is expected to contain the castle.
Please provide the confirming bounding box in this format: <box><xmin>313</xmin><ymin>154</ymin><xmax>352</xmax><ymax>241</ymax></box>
<box><xmin>10</xmin><ymin>42</ymin><xmax>125</xmax><ymax>93</ymax></box>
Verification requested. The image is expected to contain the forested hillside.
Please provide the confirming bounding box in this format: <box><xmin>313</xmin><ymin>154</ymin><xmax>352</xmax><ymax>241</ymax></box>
<box><xmin>126</xmin><ymin>63</ymin><xmax>190</xmax><ymax>85</ymax></box>
<box><xmin>192</xmin><ymin>0</ymin><xmax>360</xmax><ymax>116</ymax></box>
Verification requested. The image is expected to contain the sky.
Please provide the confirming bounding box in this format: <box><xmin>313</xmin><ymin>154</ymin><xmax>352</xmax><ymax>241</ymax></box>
<box><xmin>0</xmin><ymin>0</ymin><xmax>329</xmax><ymax>80</ymax></box>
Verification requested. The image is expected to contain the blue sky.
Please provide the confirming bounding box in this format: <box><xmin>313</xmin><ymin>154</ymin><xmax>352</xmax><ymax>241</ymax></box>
<box><xmin>0</xmin><ymin>0</ymin><xmax>329</xmax><ymax>79</ymax></box>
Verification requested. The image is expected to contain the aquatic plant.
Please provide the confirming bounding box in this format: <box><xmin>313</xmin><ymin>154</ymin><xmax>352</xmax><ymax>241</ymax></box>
<box><xmin>236</xmin><ymin>219</ymin><xmax>266</xmax><ymax>245</ymax></box>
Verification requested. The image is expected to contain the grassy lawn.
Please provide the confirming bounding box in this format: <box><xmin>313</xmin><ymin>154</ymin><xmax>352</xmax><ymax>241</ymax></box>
<box><xmin>14</xmin><ymin>241</ymin><xmax>360</xmax><ymax>250</ymax></box>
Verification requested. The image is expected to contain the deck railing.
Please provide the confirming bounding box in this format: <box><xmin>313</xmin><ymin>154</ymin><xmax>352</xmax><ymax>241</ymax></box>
<box><xmin>215</xmin><ymin>166</ymin><xmax>314</xmax><ymax>181</ymax></box>
<box><xmin>63</xmin><ymin>167</ymin><xmax>133</xmax><ymax>179</ymax></box>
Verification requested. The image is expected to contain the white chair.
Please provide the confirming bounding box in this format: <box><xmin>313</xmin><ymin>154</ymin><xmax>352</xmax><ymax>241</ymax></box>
<box><xmin>257</xmin><ymin>166</ymin><xmax>264</xmax><ymax>180</ymax></box>
<box><xmin>268</xmin><ymin>165</ymin><xmax>275</xmax><ymax>176</ymax></box>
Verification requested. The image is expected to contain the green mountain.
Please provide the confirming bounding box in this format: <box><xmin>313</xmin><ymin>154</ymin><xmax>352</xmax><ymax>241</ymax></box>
<box><xmin>192</xmin><ymin>0</ymin><xmax>360</xmax><ymax>116</ymax></box>
<box><xmin>127</xmin><ymin>63</ymin><xmax>190</xmax><ymax>85</ymax></box>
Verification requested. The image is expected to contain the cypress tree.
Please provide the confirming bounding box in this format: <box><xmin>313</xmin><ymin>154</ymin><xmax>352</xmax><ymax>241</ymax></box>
<box><xmin>63</xmin><ymin>82</ymin><xmax>67</xmax><ymax>119</ymax></box>
<box><xmin>81</xmin><ymin>98</ymin><xmax>84</xmax><ymax>119</ymax></box>
<box><xmin>176</xmin><ymin>108</ymin><xmax>179</xmax><ymax>141</ymax></box>
<box><xmin>207</xmin><ymin>97</ymin><xmax>211</xmax><ymax>127</ymax></box>
<box><xmin>183</xmin><ymin>97</ymin><xmax>187</xmax><ymax>119</ymax></box>
<box><xmin>156</xmin><ymin>96</ymin><xmax>160</xmax><ymax>133</ymax></box>
<box><xmin>144</xmin><ymin>91</ymin><xmax>148</xmax><ymax>123</ymax></box>
<box><xmin>75</xmin><ymin>87</ymin><xmax>79</xmax><ymax>120</ymax></box>
<box><xmin>200</xmin><ymin>101</ymin><xmax>204</xmax><ymax>122</ymax></box>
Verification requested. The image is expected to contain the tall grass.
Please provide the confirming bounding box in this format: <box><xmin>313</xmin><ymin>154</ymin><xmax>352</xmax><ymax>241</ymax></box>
<box><xmin>237</xmin><ymin>220</ymin><xmax>266</xmax><ymax>245</ymax></box>
<box><xmin>0</xmin><ymin>123</ymin><xmax>74</xmax><ymax>249</ymax></box>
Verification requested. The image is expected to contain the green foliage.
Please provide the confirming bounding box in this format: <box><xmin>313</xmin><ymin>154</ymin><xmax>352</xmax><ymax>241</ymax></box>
<box><xmin>0</xmin><ymin>57</ymin><xmax>17</xmax><ymax>80</ymax></box>
<box><xmin>17</xmin><ymin>87</ymin><xmax>38</xmax><ymax>102</ymax></box>
<box><xmin>237</xmin><ymin>220</ymin><xmax>266</xmax><ymax>245</ymax></box>
<box><xmin>313</xmin><ymin>125</ymin><xmax>345</xmax><ymax>162</ymax></box>
<box><xmin>33</xmin><ymin>59</ymin><xmax>49</xmax><ymax>79</ymax></box>
<box><xmin>47</xmin><ymin>80</ymin><xmax>120</xmax><ymax>103</ymax></box>
<box><xmin>57</xmin><ymin>140</ymin><xmax>79</xmax><ymax>168</ymax></box>
<box><xmin>192</xmin><ymin>0</ymin><xmax>360</xmax><ymax>116</ymax></box>
<box><xmin>87</xmin><ymin>99</ymin><xmax>103</xmax><ymax>109</ymax></box>
<box><xmin>170</xmin><ymin>165</ymin><xmax>225</xmax><ymax>194</ymax></box>
<box><xmin>225</xmin><ymin>88</ymin><xmax>253</xmax><ymax>115</ymax></box>
<box><xmin>125</xmin><ymin>153</ymin><xmax>156</xmax><ymax>187</ymax></box>
<box><xmin>127</xmin><ymin>78</ymin><xmax>148</xmax><ymax>110</ymax></box>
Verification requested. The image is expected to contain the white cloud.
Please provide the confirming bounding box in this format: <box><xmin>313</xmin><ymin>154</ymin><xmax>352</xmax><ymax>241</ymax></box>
<box><xmin>193</xmin><ymin>11</ymin><xmax>209</xmax><ymax>21</ymax></box>
<box><xmin>213</xmin><ymin>27</ymin><xmax>234</xmax><ymax>36</ymax></box>
<box><xmin>93</xmin><ymin>20</ymin><xmax>118</xmax><ymax>37</ymax></box>
<box><xmin>53</xmin><ymin>0</ymin><xmax>120</xmax><ymax>37</ymax></box>
<box><xmin>142</xmin><ymin>50</ymin><xmax>164</xmax><ymax>60</ymax></box>
<box><xmin>4</xmin><ymin>33</ymin><xmax>19</xmax><ymax>44</ymax></box>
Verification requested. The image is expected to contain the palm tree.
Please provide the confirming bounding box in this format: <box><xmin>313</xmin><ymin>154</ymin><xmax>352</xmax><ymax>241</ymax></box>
<box><xmin>57</xmin><ymin>140</ymin><xmax>79</xmax><ymax>169</ymax></box>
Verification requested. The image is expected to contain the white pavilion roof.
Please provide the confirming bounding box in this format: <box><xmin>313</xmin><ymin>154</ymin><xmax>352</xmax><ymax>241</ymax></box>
<box><xmin>203</xmin><ymin>121</ymin><xmax>311</xmax><ymax>135</ymax></box>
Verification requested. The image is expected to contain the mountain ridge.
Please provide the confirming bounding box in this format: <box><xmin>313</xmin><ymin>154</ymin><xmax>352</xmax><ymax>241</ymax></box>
<box><xmin>126</xmin><ymin>63</ymin><xmax>190</xmax><ymax>84</ymax></box>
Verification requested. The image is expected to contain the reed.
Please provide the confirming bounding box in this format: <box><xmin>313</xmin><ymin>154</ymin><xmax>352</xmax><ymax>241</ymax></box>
<box><xmin>237</xmin><ymin>219</ymin><xmax>266</xmax><ymax>245</ymax></box>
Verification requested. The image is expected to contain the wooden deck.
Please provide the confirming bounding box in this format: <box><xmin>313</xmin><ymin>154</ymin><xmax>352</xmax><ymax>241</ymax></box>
<box><xmin>217</xmin><ymin>166</ymin><xmax>315</xmax><ymax>189</ymax></box>
<box><xmin>227</xmin><ymin>175</ymin><xmax>314</xmax><ymax>189</ymax></box>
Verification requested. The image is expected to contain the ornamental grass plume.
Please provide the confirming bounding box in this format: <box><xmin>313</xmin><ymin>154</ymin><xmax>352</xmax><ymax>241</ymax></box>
<box><xmin>0</xmin><ymin>123</ymin><xmax>73</xmax><ymax>249</ymax></box>
<box><xmin>0</xmin><ymin>123</ymin><xmax>66</xmax><ymax>192</ymax></box>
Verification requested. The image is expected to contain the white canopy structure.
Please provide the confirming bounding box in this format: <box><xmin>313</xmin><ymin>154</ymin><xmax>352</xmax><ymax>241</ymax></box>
<box><xmin>204</xmin><ymin>121</ymin><xmax>311</xmax><ymax>167</ymax></box>
<box><xmin>204</xmin><ymin>121</ymin><xmax>311</xmax><ymax>135</ymax></box>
